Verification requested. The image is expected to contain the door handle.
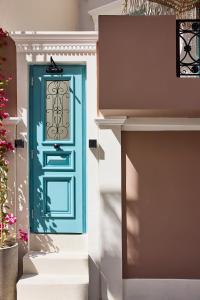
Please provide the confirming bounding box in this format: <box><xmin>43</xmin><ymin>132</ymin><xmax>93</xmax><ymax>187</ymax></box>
<box><xmin>54</xmin><ymin>144</ymin><xmax>60</xmax><ymax>150</ymax></box>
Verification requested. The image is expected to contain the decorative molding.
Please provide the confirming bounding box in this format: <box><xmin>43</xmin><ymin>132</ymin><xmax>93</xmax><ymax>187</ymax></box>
<box><xmin>95</xmin><ymin>116</ymin><xmax>127</xmax><ymax>126</ymax></box>
<box><xmin>89</xmin><ymin>0</ymin><xmax>123</xmax><ymax>30</ymax></box>
<box><xmin>11</xmin><ymin>31</ymin><xmax>98</xmax><ymax>54</ymax></box>
<box><xmin>122</xmin><ymin>117</ymin><xmax>200</xmax><ymax>131</ymax></box>
<box><xmin>3</xmin><ymin>117</ymin><xmax>22</xmax><ymax>126</ymax></box>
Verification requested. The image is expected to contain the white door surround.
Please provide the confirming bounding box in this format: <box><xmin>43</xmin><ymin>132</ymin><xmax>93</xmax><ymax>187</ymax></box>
<box><xmin>11</xmin><ymin>31</ymin><xmax>101</xmax><ymax>300</ymax></box>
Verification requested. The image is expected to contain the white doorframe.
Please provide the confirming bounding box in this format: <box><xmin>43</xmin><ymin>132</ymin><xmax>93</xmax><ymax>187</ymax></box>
<box><xmin>12</xmin><ymin>31</ymin><xmax>101</xmax><ymax>300</ymax></box>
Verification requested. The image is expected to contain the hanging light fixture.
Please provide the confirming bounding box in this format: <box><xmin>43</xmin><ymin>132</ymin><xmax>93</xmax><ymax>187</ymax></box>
<box><xmin>148</xmin><ymin>0</ymin><xmax>200</xmax><ymax>13</ymax></box>
<box><xmin>46</xmin><ymin>56</ymin><xmax>63</xmax><ymax>74</ymax></box>
<box><xmin>122</xmin><ymin>0</ymin><xmax>200</xmax><ymax>16</ymax></box>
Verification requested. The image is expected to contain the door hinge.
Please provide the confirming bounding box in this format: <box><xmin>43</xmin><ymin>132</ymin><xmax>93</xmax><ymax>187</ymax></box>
<box><xmin>31</xmin><ymin>77</ymin><xmax>34</xmax><ymax>86</ymax></box>
<box><xmin>31</xmin><ymin>150</ymin><xmax>34</xmax><ymax>159</ymax></box>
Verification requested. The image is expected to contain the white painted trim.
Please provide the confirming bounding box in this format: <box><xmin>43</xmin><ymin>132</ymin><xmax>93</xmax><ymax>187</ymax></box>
<box><xmin>88</xmin><ymin>0</ymin><xmax>122</xmax><ymax>16</ymax></box>
<box><xmin>3</xmin><ymin>117</ymin><xmax>22</xmax><ymax>126</ymax></box>
<box><xmin>95</xmin><ymin>116</ymin><xmax>127</xmax><ymax>126</ymax></box>
<box><xmin>14</xmin><ymin>31</ymin><xmax>101</xmax><ymax>300</ymax></box>
<box><xmin>11</xmin><ymin>31</ymin><xmax>98</xmax><ymax>53</ymax></box>
<box><xmin>124</xmin><ymin>278</ymin><xmax>200</xmax><ymax>300</ymax></box>
<box><xmin>88</xmin><ymin>0</ymin><xmax>123</xmax><ymax>30</ymax></box>
<box><xmin>122</xmin><ymin>117</ymin><xmax>200</xmax><ymax>131</ymax></box>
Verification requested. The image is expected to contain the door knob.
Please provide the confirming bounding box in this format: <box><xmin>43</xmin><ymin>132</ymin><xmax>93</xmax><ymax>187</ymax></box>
<box><xmin>54</xmin><ymin>144</ymin><xmax>60</xmax><ymax>150</ymax></box>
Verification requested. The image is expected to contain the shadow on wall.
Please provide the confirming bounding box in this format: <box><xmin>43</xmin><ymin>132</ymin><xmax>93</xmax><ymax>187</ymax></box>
<box><xmin>122</xmin><ymin>131</ymin><xmax>200</xmax><ymax>279</ymax></box>
<box><xmin>100</xmin><ymin>190</ymin><xmax>122</xmax><ymax>300</ymax></box>
<box><xmin>88</xmin><ymin>256</ymin><xmax>101</xmax><ymax>300</ymax></box>
<box><xmin>16</xmin><ymin>116</ymin><xmax>28</xmax><ymax>276</ymax></box>
<box><xmin>16</xmin><ymin>103</ymin><xmax>59</xmax><ymax>276</ymax></box>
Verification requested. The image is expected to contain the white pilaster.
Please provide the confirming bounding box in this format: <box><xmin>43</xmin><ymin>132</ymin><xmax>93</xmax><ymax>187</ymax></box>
<box><xmin>96</xmin><ymin>117</ymin><xmax>126</xmax><ymax>300</ymax></box>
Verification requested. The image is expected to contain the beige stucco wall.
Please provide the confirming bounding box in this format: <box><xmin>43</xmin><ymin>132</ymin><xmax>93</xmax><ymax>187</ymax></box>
<box><xmin>0</xmin><ymin>0</ymin><xmax>122</xmax><ymax>31</ymax></box>
<box><xmin>0</xmin><ymin>0</ymin><xmax>79</xmax><ymax>31</ymax></box>
<box><xmin>122</xmin><ymin>131</ymin><xmax>200</xmax><ymax>279</ymax></box>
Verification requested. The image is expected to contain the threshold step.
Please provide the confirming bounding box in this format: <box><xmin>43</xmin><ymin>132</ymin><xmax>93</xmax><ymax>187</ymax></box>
<box><xmin>23</xmin><ymin>251</ymin><xmax>88</xmax><ymax>275</ymax></box>
<box><xmin>17</xmin><ymin>274</ymin><xmax>88</xmax><ymax>300</ymax></box>
<box><xmin>30</xmin><ymin>234</ymin><xmax>88</xmax><ymax>253</ymax></box>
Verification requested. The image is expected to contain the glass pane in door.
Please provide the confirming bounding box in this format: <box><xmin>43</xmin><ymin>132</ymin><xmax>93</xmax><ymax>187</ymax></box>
<box><xmin>46</xmin><ymin>80</ymin><xmax>70</xmax><ymax>140</ymax></box>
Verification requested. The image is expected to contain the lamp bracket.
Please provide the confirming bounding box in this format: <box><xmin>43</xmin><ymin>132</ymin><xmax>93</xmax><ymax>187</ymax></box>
<box><xmin>46</xmin><ymin>56</ymin><xmax>63</xmax><ymax>74</ymax></box>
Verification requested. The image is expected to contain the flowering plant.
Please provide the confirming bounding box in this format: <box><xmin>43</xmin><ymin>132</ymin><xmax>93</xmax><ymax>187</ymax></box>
<box><xmin>0</xmin><ymin>28</ymin><xmax>28</xmax><ymax>247</ymax></box>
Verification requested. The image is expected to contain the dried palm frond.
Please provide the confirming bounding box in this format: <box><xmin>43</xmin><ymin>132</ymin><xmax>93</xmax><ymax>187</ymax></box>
<box><xmin>122</xmin><ymin>0</ymin><xmax>197</xmax><ymax>18</ymax></box>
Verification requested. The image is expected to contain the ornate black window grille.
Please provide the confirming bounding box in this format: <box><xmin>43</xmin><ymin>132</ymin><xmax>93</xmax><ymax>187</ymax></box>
<box><xmin>176</xmin><ymin>19</ymin><xmax>200</xmax><ymax>77</ymax></box>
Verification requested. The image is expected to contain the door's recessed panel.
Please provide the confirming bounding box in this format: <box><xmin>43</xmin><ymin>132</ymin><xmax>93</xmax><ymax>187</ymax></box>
<box><xmin>43</xmin><ymin>151</ymin><xmax>75</xmax><ymax>171</ymax></box>
<box><xmin>43</xmin><ymin>176</ymin><xmax>75</xmax><ymax>218</ymax></box>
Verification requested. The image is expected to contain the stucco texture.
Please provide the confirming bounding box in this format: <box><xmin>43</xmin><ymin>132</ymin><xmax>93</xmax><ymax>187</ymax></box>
<box><xmin>0</xmin><ymin>0</ymin><xmax>79</xmax><ymax>31</ymax></box>
<box><xmin>98</xmin><ymin>16</ymin><xmax>200</xmax><ymax>116</ymax></box>
<box><xmin>122</xmin><ymin>131</ymin><xmax>200</xmax><ymax>278</ymax></box>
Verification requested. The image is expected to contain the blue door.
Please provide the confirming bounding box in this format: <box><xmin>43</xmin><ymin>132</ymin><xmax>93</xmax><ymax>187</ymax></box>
<box><xmin>29</xmin><ymin>65</ymin><xmax>86</xmax><ymax>233</ymax></box>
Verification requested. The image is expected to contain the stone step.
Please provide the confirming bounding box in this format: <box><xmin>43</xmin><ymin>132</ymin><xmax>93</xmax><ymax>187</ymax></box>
<box><xmin>30</xmin><ymin>234</ymin><xmax>88</xmax><ymax>253</ymax></box>
<box><xmin>23</xmin><ymin>251</ymin><xmax>88</xmax><ymax>276</ymax></box>
<box><xmin>17</xmin><ymin>274</ymin><xmax>88</xmax><ymax>300</ymax></box>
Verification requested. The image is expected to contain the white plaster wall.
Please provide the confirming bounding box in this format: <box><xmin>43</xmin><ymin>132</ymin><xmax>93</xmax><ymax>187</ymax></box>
<box><xmin>13</xmin><ymin>37</ymin><xmax>101</xmax><ymax>296</ymax></box>
<box><xmin>98</xmin><ymin>125</ymin><xmax>123</xmax><ymax>300</ymax></box>
<box><xmin>16</xmin><ymin>52</ymin><xmax>29</xmax><ymax>274</ymax></box>
<box><xmin>0</xmin><ymin>0</ymin><xmax>124</xmax><ymax>31</ymax></box>
<box><xmin>13</xmin><ymin>35</ymin><xmax>125</xmax><ymax>299</ymax></box>
<box><xmin>0</xmin><ymin>0</ymin><xmax>79</xmax><ymax>31</ymax></box>
<box><xmin>6</xmin><ymin>124</ymin><xmax>17</xmax><ymax>238</ymax></box>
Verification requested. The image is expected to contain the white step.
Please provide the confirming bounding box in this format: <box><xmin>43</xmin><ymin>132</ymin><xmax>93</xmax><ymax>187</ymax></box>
<box><xmin>23</xmin><ymin>251</ymin><xmax>88</xmax><ymax>276</ymax></box>
<box><xmin>30</xmin><ymin>234</ymin><xmax>88</xmax><ymax>253</ymax></box>
<box><xmin>17</xmin><ymin>274</ymin><xmax>88</xmax><ymax>300</ymax></box>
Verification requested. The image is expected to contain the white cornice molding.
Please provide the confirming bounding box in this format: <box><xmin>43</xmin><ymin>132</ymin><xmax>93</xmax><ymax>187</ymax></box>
<box><xmin>95</xmin><ymin>116</ymin><xmax>127</xmax><ymax>126</ymax></box>
<box><xmin>122</xmin><ymin>117</ymin><xmax>200</xmax><ymax>131</ymax></box>
<box><xmin>96</xmin><ymin>117</ymin><xmax>200</xmax><ymax>130</ymax></box>
<box><xmin>89</xmin><ymin>0</ymin><xmax>123</xmax><ymax>30</ymax></box>
<box><xmin>10</xmin><ymin>31</ymin><xmax>98</xmax><ymax>54</ymax></box>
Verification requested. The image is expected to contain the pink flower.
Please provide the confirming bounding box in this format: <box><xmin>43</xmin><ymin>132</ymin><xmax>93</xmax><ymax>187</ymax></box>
<box><xmin>6</xmin><ymin>142</ymin><xmax>14</xmax><ymax>151</ymax></box>
<box><xmin>19</xmin><ymin>229</ymin><xmax>28</xmax><ymax>242</ymax></box>
<box><xmin>0</xmin><ymin>97</ymin><xmax>8</xmax><ymax>102</ymax></box>
<box><xmin>0</xmin><ymin>129</ymin><xmax>6</xmax><ymax>136</ymax></box>
<box><xmin>0</xmin><ymin>91</ymin><xmax>5</xmax><ymax>96</ymax></box>
<box><xmin>0</xmin><ymin>112</ymin><xmax>9</xmax><ymax>119</ymax></box>
<box><xmin>0</xmin><ymin>140</ymin><xmax>7</xmax><ymax>147</ymax></box>
<box><xmin>4</xmin><ymin>213</ymin><xmax>16</xmax><ymax>225</ymax></box>
<box><xmin>0</xmin><ymin>140</ymin><xmax>14</xmax><ymax>151</ymax></box>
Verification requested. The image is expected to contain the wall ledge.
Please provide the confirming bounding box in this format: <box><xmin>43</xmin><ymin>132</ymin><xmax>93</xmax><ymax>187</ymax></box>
<box><xmin>95</xmin><ymin>116</ymin><xmax>127</xmax><ymax>126</ymax></box>
<box><xmin>122</xmin><ymin>117</ymin><xmax>200</xmax><ymax>131</ymax></box>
